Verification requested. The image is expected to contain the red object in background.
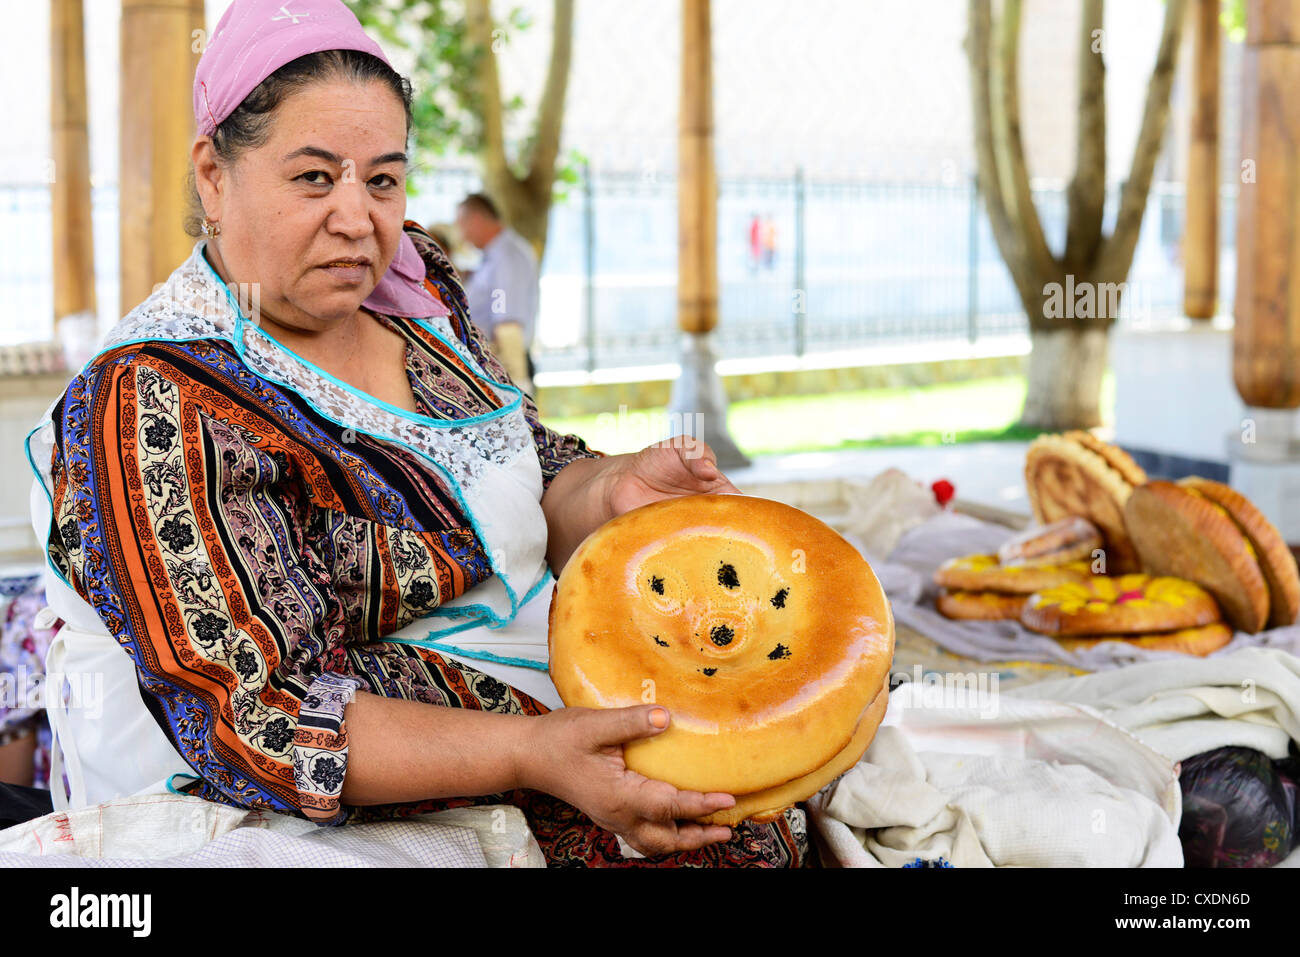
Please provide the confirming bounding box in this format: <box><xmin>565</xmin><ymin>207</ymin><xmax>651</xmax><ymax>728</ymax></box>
<box><xmin>931</xmin><ymin>479</ymin><xmax>955</xmax><ymax>507</ymax></box>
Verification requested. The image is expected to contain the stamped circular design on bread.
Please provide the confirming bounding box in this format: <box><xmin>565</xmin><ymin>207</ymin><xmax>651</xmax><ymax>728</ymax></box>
<box><xmin>547</xmin><ymin>493</ymin><xmax>895</xmax><ymax>821</ymax></box>
<box><xmin>1024</xmin><ymin>433</ymin><xmax>1143</xmax><ymax>573</ymax></box>
<box><xmin>1124</xmin><ymin>481</ymin><xmax>1269</xmax><ymax>633</ymax></box>
<box><xmin>1054</xmin><ymin>622</ymin><xmax>1233</xmax><ymax>657</ymax></box>
<box><xmin>1020</xmin><ymin>573</ymin><xmax>1221</xmax><ymax>635</ymax></box>
<box><xmin>934</xmin><ymin>553</ymin><xmax>1093</xmax><ymax>594</ymax></box>
<box><xmin>935</xmin><ymin>588</ymin><xmax>1027</xmax><ymax>620</ymax></box>
<box><xmin>1178</xmin><ymin>477</ymin><xmax>1299</xmax><ymax>628</ymax></box>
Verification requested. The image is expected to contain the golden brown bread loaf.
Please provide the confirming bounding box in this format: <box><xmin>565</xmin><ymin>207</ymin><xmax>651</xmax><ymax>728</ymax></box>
<box><xmin>1023</xmin><ymin>433</ymin><xmax>1144</xmax><ymax>573</ymax></box>
<box><xmin>1063</xmin><ymin>430</ymin><xmax>1149</xmax><ymax>487</ymax></box>
<box><xmin>1177</xmin><ymin>477</ymin><xmax>1300</xmax><ymax>629</ymax></box>
<box><xmin>547</xmin><ymin>493</ymin><xmax>894</xmax><ymax>823</ymax></box>
<box><xmin>1124</xmin><ymin>481</ymin><xmax>1269</xmax><ymax>633</ymax></box>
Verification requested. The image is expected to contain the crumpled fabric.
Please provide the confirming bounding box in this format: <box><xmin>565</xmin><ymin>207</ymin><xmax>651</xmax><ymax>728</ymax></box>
<box><xmin>1007</xmin><ymin>646</ymin><xmax>1300</xmax><ymax>763</ymax></box>
<box><xmin>0</xmin><ymin>792</ymin><xmax>545</xmax><ymax>868</ymax></box>
<box><xmin>809</xmin><ymin>685</ymin><xmax>1183</xmax><ymax>867</ymax></box>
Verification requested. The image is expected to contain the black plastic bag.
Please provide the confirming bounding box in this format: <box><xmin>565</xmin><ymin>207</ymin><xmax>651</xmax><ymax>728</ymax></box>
<box><xmin>1179</xmin><ymin>746</ymin><xmax>1298</xmax><ymax>868</ymax></box>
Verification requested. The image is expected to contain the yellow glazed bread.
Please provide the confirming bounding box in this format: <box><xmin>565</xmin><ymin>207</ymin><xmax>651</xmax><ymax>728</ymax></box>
<box><xmin>547</xmin><ymin>493</ymin><xmax>895</xmax><ymax>821</ymax></box>
<box><xmin>935</xmin><ymin>588</ymin><xmax>1027</xmax><ymax>621</ymax></box>
<box><xmin>1020</xmin><ymin>573</ymin><xmax>1222</xmax><ymax>636</ymax></box>
<box><xmin>934</xmin><ymin>553</ymin><xmax>1093</xmax><ymax>593</ymax></box>
<box><xmin>1054</xmin><ymin>622</ymin><xmax>1233</xmax><ymax>657</ymax></box>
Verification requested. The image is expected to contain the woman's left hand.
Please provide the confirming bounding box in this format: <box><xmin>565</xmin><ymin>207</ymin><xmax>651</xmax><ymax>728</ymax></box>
<box><xmin>598</xmin><ymin>436</ymin><xmax>741</xmax><ymax>519</ymax></box>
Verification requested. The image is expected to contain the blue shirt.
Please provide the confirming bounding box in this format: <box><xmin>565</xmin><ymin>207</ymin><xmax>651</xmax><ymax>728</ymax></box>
<box><xmin>464</xmin><ymin>227</ymin><xmax>539</xmax><ymax>348</ymax></box>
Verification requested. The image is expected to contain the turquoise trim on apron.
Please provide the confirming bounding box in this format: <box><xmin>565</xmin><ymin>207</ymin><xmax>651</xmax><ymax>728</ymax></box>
<box><xmin>166</xmin><ymin>772</ymin><xmax>201</xmax><ymax>796</ymax></box>
<box><xmin>191</xmin><ymin>242</ymin><xmax>538</xmax><ymax>622</ymax></box>
<box><xmin>25</xmin><ymin>419</ymin><xmax>74</xmax><ymax>592</ymax></box>
<box><xmin>385</xmin><ymin>567</ymin><xmax>555</xmax><ymax>670</ymax></box>
<box><xmin>26</xmin><ymin>239</ymin><xmax>553</xmax><ymax>656</ymax></box>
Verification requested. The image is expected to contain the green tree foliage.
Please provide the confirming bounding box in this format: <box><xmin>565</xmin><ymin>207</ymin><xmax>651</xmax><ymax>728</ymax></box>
<box><xmin>346</xmin><ymin>0</ymin><xmax>581</xmax><ymax>206</ymax></box>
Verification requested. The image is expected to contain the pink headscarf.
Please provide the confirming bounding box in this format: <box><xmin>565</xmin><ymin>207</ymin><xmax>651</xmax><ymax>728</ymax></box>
<box><xmin>194</xmin><ymin>0</ymin><xmax>447</xmax><ymax>319</ymax></box>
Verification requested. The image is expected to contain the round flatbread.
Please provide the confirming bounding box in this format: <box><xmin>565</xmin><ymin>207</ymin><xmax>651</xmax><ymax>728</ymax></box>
<box><xmin>1054</xmin><ymin>622</ymin><xmax>1233</xmax><ymax>657</ymax></box>
<box><xmin>934</xmin><ymin>553</ymin><xmax>1093</xmax><ymax>594</ymax></box>
<box><xmin>1125</xmin><ymin>481</ymin><xmax>1270</xmax><ymax>633</ymax></box>
<box><xmin>547</xmin><ymin>493</ymin><xmax>894</xmax><ymax>812</ymax></box>
<box><xmin>1179</xmin><ymin>477</ymin><xmax>1299</xmax><ymax>629</ymax></box>
<box><xmin>1024</xmin><ymin>433</ymin><xmax>1143</xmax><ymax>574</ymax></box>
<box><xmin>935</xmin><ymin>588</ymin><xmax>1027</xmax><ymax>621</ymax></box>
<box><xmin>1064</xmin><ymin>430</ymin><xmax>1149</xmax><ymax>487</ymax></box>
<box><xmin>697</xmin><ymin>684</ymin><xmax>889</xmax><ymax>826</ymax></box>
<box><xmin>997</xmin><ymin>516</ymin><xmax>1104</xmax><ymax>567</ymax></box>
<box><xmin>1020</xmin><ymin>573</ymin><xmax>1222</xmax><ymax>635</ymax></box>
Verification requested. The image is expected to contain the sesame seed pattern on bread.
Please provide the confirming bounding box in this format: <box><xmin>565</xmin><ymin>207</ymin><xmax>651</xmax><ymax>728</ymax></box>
<box><xmin>548</xmin><ymin>494</ymin><xmax>894</xmax><ymax>824</ymax></box>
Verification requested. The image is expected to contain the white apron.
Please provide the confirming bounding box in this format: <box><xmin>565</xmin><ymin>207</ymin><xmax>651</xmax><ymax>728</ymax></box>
<box><xmin>27</xmin><ymin>240</ymin><xmax>561</xmax><ymax>811</ymax></box>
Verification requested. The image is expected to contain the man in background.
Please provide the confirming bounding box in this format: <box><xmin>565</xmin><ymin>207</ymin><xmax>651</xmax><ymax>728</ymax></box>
<box><xmin>455</xmin><ymin>193</ymin><xmax>538</xmax><ymax>395</ymax></box>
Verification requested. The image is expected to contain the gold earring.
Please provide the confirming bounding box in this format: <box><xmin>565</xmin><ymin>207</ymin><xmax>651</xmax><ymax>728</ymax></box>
<box><xmin>201</xmin><ymin>216</ymin><xmax>221</xmax><ymax>237</ymax></box>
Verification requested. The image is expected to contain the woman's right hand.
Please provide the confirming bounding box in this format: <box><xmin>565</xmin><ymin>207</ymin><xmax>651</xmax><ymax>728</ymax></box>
<box><xmin>521</xmin><ymin>704</ymin><xmax>737</xmax><ymax>858</ymax></box>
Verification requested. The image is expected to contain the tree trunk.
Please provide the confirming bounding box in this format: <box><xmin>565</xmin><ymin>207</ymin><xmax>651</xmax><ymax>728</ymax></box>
<box><xmin>467</xmin><ymin>0</ymin><xmax>573</xmax><ymax>262</ymax></box>
<box><xmin>1020</xmin><ymin>327</ymin><xmax>1110</xmax><ymax>429</ymax></box>
<box><xmin>966</xmin><ymin>0</ymin><xmax>1186</xmax><ymax>431</ymax></box>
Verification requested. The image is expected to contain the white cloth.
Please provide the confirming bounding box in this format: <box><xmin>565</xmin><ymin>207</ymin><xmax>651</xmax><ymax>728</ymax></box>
<box><xmin>464</xmin><ymin>227</ymin><xmax>539</xmax><ymax>347</ymax></box>
<box><xmin>809</xmin><ymin>684</ymin><xmax>1183</xmax><ymax>867</ymax></box>
<box><xmin>839</xmin><ymin>468</ymin><xmax>941</xmax><ymax>562</ymax></box>
<box><xmin>1007</xmin><ymin>646</ymin><xmax>1300</xmax><ymax>762</ymax></box>
<box><xmin>0</xmin><ymin>793</ymin><xmax>544</xmax><ymax>868</ymax></box>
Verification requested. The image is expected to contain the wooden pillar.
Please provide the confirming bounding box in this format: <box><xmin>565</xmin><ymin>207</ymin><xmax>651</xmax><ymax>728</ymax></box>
<box><xmin>1234</xmin><ymin>0</ymin><xmax>1300</xmax><ymax>407</ymax></box>
<box><xmin>119</xmin><ymin>0</ymin><xmax>205</xmax><ymax>317</ymax></box>
<box><xmin>669</xmin><ymin>0</ymin><xmax>747</xmax><ymax>467</ymax></box>
<box><xmin>1184</xmin><ymin>0</ymin><xmax>1220</xmax><ymax>319</ymax></box>
<box><xmin>50</xmin><ymin>0</ymin><xmax>96</xmax><ymax>328</ymax></box>
<box><xmin>678</xmin><ymin>0</ymin><xmax>717</xmax><ymax>334</ymax></box>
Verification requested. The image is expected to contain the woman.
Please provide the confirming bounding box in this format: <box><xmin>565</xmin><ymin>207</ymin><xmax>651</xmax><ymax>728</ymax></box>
<box><xmin>26</xmin><ymin>0</ymin><xmax>813</xmax><ymax>866</ymax></box>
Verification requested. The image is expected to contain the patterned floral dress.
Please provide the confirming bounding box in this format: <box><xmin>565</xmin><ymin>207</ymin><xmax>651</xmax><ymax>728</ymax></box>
<box><xmin>36</xmin><ymin>222</ymin><xmax>812</xmax><ymax>867</ymax></box>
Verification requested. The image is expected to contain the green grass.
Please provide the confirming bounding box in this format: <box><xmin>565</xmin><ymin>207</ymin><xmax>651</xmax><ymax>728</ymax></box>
<box><xmin>545</xmin><ymin>372</ymin><xmax>1116</xmax><ymax>457</ymax></box>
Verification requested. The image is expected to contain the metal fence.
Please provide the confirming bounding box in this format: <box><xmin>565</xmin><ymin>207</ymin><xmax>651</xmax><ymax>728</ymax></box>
<box><xmin>403</xmin><ymin>168</ymin><xmax>1240</xmax><ymax>374</ymax></box>
<box><xmin>0</xmin><ymin>169</ymin><xmax>1237</xmax><ymax>373</ymax></box>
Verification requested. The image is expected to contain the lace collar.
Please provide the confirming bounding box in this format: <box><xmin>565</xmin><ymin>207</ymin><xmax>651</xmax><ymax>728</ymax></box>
<box><xmin>96</xmin><ymin>240</ymin><xmax>534</xmax><ymax>498</ymax></box>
